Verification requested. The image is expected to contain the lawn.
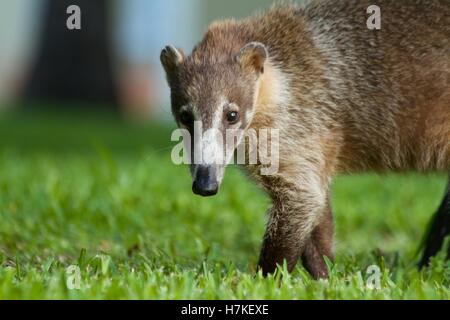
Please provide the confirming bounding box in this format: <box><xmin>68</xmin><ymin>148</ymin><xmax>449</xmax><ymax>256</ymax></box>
<box><xmin>0</xmin><ymin>111</ymin><xmax>448</xmax><ymax>299</ymax></box>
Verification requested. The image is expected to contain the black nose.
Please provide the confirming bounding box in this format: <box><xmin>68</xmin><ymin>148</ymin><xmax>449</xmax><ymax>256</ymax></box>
<box><xmin>192</xmin><ymin>166</ymin><xmax>218</xmax><ymax>197</ymax></box>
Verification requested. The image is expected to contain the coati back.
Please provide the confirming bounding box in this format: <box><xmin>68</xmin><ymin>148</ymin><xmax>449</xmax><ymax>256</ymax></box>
<box><xmin>161</xmin><ymin>0</ymin><xmax>450</xmax><ymax>278</ymax></box>
<box><xmin>303</xmin><ymin>0</ymin><xmax>450</xmax><ymax>173</ymax></box>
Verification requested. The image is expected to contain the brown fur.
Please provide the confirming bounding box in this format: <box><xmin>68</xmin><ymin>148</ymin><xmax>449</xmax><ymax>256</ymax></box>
<box><xmin>162</xmin><ymin>0</ymin><xmax>450</xmax><ymax>278</ymax></box>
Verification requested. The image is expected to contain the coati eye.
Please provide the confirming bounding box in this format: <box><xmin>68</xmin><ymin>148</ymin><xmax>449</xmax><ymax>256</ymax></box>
<box><xmin>179</xmin><ymin>111</ymin><xmax>193</xmax><ymax>126</ymax></box>
<box><xmin>226</xmin><ymin>111</ymin><xmax>240</xmax><ymax>124</ymax></box>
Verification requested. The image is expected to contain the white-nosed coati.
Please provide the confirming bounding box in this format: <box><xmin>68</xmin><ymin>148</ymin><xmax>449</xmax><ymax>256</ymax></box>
<box><xmin>161</xmin><ymin>0</ymin><xmax>450</xmax><ymax>279</ymax></box>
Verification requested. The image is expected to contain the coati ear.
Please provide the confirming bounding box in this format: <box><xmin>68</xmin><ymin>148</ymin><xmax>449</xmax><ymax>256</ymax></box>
<box><xmin>160</xmin><ymin>45</ymin><xmax>185</xmax><ymax>80</ymax></box>
<box><xmin>235</xmin><ymin>42</ymin><xmax>268</xmax><ymax>75</ymax></box>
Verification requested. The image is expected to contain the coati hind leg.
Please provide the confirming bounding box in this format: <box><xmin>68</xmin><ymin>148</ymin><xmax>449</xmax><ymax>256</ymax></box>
<box><xmin>301</xmin><ymin>198</ymin><xmax>334</xmax><ymax>279</ymax></box>
<box><xmin>419</xmin><ymin>176</ymin><xmax>450</xmax><ymax>268</ymax></box>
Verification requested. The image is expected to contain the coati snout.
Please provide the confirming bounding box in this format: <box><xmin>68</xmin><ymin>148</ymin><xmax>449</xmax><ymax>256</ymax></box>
<box><xmin>192</xmin><ymin>165</ymin><xmax>218</xmax><ymax>197</ymax></box>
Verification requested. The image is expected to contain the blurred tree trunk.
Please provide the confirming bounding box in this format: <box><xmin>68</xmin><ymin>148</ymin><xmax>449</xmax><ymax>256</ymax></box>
<box><xmin>23</xmin><ymin>0</ymin><xmax>118</xmax><ymax>111</ymax></box>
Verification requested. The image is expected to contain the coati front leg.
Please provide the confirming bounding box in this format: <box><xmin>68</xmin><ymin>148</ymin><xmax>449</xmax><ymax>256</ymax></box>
<box><xmin>257</xmin><ymin>174</ymin><xmax>334</xmax><ymax>279</ymax></box>
<box><xmin>301</xmin><ymin>199</ymin><xmax>334</xmax><ymax>279</ymax></box>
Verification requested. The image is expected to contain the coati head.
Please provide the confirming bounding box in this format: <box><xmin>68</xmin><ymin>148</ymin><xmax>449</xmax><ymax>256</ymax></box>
<box><xmin>160</xmin><ymin>41</ymin><xmax>268</xmax><ymax>197</ymax></box>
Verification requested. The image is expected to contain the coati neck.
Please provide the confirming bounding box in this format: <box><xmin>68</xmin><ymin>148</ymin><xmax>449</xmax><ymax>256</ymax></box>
<box><xmin>251</xmin><ymin>60</ymin><xmax>291</xmax><ymax>130</ymax></box>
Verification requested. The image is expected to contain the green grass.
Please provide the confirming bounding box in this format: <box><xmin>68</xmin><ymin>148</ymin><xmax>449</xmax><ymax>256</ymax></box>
<box><xmin>0</xmin><ymin>111</ymin><xmax>448</xmax><ymax>299</ymax></box>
